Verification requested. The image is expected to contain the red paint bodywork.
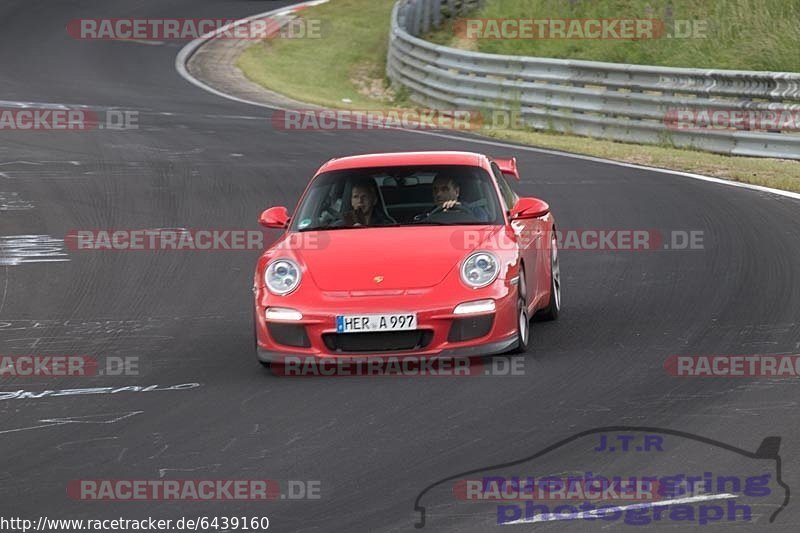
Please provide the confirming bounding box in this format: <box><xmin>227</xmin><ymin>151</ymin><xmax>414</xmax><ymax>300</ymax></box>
<box><xmin>253</xmin><ymin>151</ymin><xmax>557</xmax><ymax>362</ymax></box>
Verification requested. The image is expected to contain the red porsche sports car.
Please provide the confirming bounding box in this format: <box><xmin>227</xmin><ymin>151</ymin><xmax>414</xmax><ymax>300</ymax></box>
<box><xmin>253</xmin><ymin>151</ymin><xmax>560</xmax><ymax>365</ymax></box>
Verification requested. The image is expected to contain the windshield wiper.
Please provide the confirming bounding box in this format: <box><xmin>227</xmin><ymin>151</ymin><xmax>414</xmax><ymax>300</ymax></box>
<box><xmin>300</xmin><ymin>222</ymin><xmax>494</xmax><ymax>230</ymax></box>
<box><xmin>411</xmin><ymin>221</ymin><xmax>495</xmax><ymax>226</ymax></box>
<box><xmin>298</xmin><ymin>225</ymin><xmax>365</xmax><ymax>232</ymax></box>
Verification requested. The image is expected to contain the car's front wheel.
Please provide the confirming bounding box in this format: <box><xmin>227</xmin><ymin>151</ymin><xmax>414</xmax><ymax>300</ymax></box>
<box><xmin>537</xmin><ymin>232</ymin><xmax>561</xmax><ymax>321</ymax></box>
<box><xmin>511</xmin><ymin>266</ymin><xmax>530</xmax><ymax>353</ymax></box>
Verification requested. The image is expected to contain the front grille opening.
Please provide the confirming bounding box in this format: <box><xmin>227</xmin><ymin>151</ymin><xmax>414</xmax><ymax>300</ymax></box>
<box><xmin>322</xmin><ymin>330</ymin><xmax>433</xmax><ymax>353</ymax></box>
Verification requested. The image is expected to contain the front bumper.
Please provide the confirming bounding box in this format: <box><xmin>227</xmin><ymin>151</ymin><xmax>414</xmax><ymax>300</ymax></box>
<box><xmin>257</xmin><ymin>334</ymin><xmax>519</xmax><ymax>363</ymax></box>
<box><xmin>254</xmin><ymin>283</ymin><xmax>519</xmax><ymax>363</ymax></box>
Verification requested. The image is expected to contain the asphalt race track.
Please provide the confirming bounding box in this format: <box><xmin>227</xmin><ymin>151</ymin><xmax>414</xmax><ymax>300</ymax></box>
<box><xmin>1</xmin><ymin>0</ymin><xmax>799</xmax><ymax>531</ymax></box>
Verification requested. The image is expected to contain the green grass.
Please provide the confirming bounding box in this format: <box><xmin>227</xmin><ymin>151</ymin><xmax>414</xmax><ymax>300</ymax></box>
<box><xmin>236</xmin><ymin>0</ymin><xmax>800</xmax><ymax>192</ymax></box>
<box><xmin>442</xmin><ymin>0</ymin><xmax>800</xmax><ymax>71</ymax></box>
<box><xmin>237</xmin><ymin>0</ymin><xmax>397</xmax><ymax>109</ymax></box>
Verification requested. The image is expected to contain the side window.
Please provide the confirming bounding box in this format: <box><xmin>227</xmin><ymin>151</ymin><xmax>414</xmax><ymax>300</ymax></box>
<box><xmin>491</xmin><ymin>163</ymin><xmax>517</xmax><ymax>210</ymax></box>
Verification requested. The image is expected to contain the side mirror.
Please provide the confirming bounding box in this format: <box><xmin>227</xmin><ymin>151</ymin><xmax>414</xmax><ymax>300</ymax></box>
<box><xmin>259</xmin><ymin>206</ymin><xmax>290</xmax><ymax>229</ymax></box>
<box><xmin>510</xmin><ymin>197</ymin><xmax>549</xmax><ymax>220</ymax></box>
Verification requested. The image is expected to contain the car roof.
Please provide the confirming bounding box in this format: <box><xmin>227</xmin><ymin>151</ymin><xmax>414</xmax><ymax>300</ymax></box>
<box><xmin>316</xmin><ymin>151</ymin><xmax>488</xmax><ymax>174</ymax></box>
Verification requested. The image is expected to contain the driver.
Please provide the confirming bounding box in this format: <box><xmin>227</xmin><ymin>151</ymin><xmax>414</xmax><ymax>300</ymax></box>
<box><xmin>341</xmin><ymin>178</ymin><xmax>392</xmax><ymax>226</ymax></box>
<box><xmin>426</xmin><ymin>175</ymin><xmax>490</xmax><ymax>221</ymax></box>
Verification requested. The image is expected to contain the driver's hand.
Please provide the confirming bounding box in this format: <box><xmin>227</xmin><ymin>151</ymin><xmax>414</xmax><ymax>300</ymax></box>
<box><xmin>343</xmin><ymin>211</ymin><xmax>355</xmax><ymax>225</ymax></box>
<box><xmin>343</xmin><ymin>209</ymin><xmax>366</xmax><ymax>226</ymax></box>
<box><xmin>441</xmin><ymin>200</ymin><xmax>461</xmax><ymax>210</ymax></box>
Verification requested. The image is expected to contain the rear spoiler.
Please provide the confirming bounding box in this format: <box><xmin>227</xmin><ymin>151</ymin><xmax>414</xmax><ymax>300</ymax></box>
<box><xmin>493</xmin><ymin>157</ymin><xmax>519</xmax><ymax>180</ymax></box>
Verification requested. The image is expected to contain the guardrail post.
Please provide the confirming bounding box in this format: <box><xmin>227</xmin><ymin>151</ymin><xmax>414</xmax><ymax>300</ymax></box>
<box><xmin>395</xmin><ymin>1</ymin><xmax>405</xmax><ymax>32</ymax></box>
<box><xmin>421</xmin><ymin>0</ymin><xmax>431</xmax><ymax>34</ymax></box>
<box><xmin>410</xmin><ymin>0</ymin><xmax>422</xmax><ymax>36</ymax></box>
<box><xmin>432</xmin><ymin>0</ymin><xmax>442</xmax><ymax>29</ymax></box>
<box><xmin>446</xmin><ymin>0</ymin><xmax>456</xmax><ymax>19</ymax></box>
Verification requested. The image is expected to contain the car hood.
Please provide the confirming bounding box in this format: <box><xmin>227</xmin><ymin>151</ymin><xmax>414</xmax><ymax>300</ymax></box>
<box><xmin>291</xmin><ymin>225</ymin><xmax>501</xmax><ymax>291</ymax></box>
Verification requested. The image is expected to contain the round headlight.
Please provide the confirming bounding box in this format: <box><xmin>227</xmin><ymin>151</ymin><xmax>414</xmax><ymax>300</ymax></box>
<box><xmin>461</xmin><ymin>251</ymin><xmax>499</xmax><ymax>288</ymax></box>
<box><xmin>265</xmin><ymin>259</ymin><xmax>302</xmax><ymax>295</ymax></box>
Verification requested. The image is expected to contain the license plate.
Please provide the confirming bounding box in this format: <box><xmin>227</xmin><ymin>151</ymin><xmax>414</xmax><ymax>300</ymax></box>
<box><xmin>335</xmin><ymin>313</ymin><xmax>417</xmax><ymax>333</ymax></box>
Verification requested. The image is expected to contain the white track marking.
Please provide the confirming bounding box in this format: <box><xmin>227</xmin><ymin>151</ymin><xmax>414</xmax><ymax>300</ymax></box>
<box><xmin>0</xmin><ymin>383</ymin><xmax>201</xmax><ymax>401</ymax></box>
<box><xmin>0</xmin><ymin>411</ymin><xmax>143</xmax><ymax>435</ymax></box>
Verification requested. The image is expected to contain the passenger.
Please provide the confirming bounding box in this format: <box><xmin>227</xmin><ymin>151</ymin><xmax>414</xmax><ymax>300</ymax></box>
<box><xmin>342</xmin><ymin>178</ymin><xmax>392</xmax><ymax>226</ymax></box>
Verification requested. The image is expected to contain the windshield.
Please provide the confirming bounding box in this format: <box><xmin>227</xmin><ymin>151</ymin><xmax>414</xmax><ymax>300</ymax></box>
<box><xmin>290</xmin><ymin>165</ymin><xmax>503</xmax><ymax>231</ymax></box>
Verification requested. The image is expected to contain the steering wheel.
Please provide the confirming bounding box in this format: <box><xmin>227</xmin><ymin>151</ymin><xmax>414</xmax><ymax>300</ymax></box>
<box><xmin>416</xmin><ymin>203</ymin><xmax>478</xmax><ymax>223</ymax></box>
<box><xmin>434</xmin><ymin>203</ymin><xmax>473</xmax><ymax>216</ymax></box>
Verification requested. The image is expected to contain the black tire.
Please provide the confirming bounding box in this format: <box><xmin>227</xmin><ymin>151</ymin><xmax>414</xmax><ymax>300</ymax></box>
<box><xmin>537</xmin><ymin>232</ymin><xmax>561</xmax><ymax>321</ymax></box>
<box><xmin>510</xmin><ymin>265</ymin><xmax>531</xmax><ymax>353</ymax></box>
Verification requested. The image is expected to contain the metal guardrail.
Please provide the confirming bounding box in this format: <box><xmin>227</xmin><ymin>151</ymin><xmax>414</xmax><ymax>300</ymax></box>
<box><xmin>387</xmin><ymin>0</ymin><xmax>800</xmax><ymax>159</ymax></box>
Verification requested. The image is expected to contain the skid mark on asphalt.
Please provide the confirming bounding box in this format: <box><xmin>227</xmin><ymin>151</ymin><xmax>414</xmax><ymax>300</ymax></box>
<box><xmin>105</xmin><ymin>144</ymin><xmax>204</xmax><ymax>157</ymax></box>
<box><xmin>0</xmin><ymin>314</ymin><xmax>241</xmax><ymax>333</ymax></box>
<box><xmin>149</xmin><ymin>444</ymin><xmax>169</xmax><ymax>460</ymax></box>
<box><xmin>0</xmin><ymin>191</ymin><xmax>34</xmax><ymax>210</ymax></box>
<box><xmin>0</xmin><ymin>335</ymin><xmax>174</xmax><ymax>351</ymax></box>
<box><xmin>158</xmin><ymin>465</ymin><xmax>222</xmax><ymax>478</ymax></box>
<box><xmin>0</xmin><ymin>313</ymin><xmax>242</xmax><ymax>349</ymax></box>
<box><xmin>0</xmin><ymin>100</ymin><xmax>92</xmax><ymax>110</ymax></box>
<box><xmin>55</xmin><ymin>436</ymin><xmax>119</xmax><ymax>451</ymax></box>
<box><xmin>0</xmin><ymin>235</ymin><xmax>69</xmax><ymax>265</ymax></box>
<box><xmin>0</xmin><ymin>266</ymin><xmax>8</xmax><ymax>315</ymax></box>
<box><xmin>117</xmin><ymin>39</ymin><xmax>165</xmax><ymax>46</ymax></box>
<box><xmin>0</xmin><ymin>313</ymin><xmax>240</xmax><ymax>349</ymax></box>
<box><xmin>0</xmin><ymin>160</ymin><xmax>152</xmax><ymax>179</ymax></box>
